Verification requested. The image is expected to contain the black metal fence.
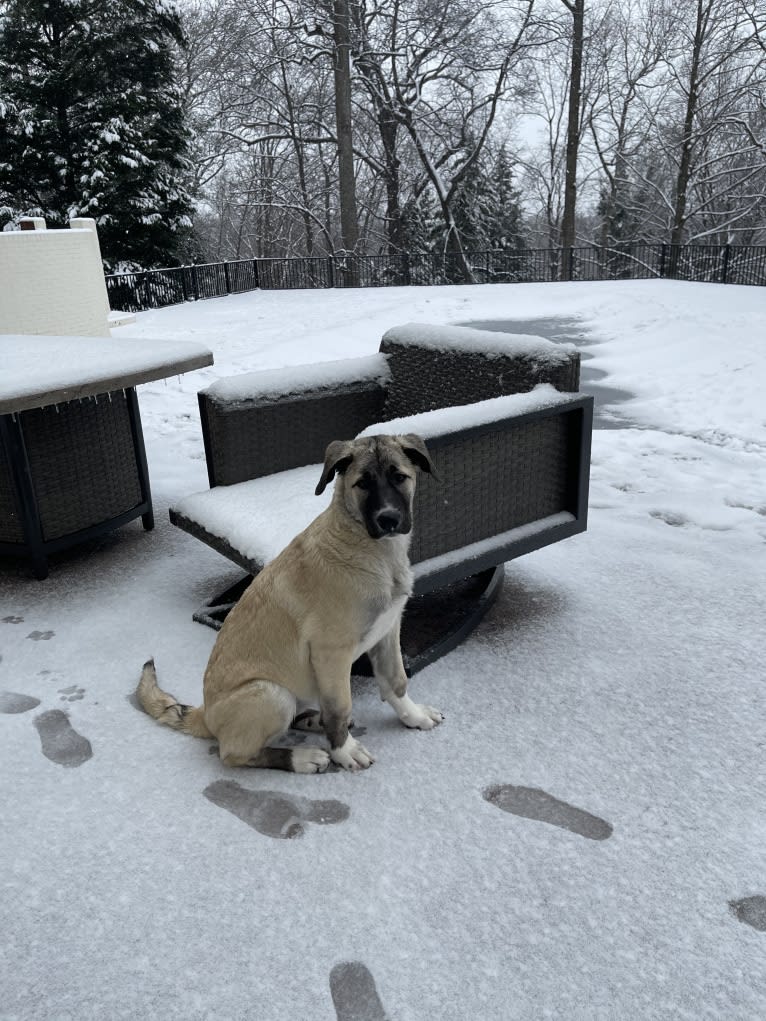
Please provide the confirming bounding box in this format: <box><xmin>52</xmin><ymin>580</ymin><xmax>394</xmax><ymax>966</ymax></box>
<box><xmin>105</xmin><ymin>243</ymin><xmax>766</xmax><ymax>313</ymax></box>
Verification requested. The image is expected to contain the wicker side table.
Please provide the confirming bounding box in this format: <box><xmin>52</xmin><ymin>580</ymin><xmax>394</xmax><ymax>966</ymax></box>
<box><xmin>0</xmin><ymin>335</ymin><xmax>213</xmax><ymax>578</ymax></box>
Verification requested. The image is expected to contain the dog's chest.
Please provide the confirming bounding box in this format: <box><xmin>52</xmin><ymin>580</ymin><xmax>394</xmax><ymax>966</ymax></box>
<box><xmin>357</xmin><ymin>594</ymin><xmax>409</xmax><ymax>656</ymax></box>
<box><xmin>357</xmin><ymin>567</ymin><xmax>410</xmax><ymax>653</ymax></box>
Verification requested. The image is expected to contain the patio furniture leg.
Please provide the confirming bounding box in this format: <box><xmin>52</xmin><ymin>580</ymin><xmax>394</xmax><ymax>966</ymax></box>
<box><xmin>0</xmin><ymin>413</ymin><xmax>49</xmax><ymax>579</ymax></box>
<box><xmin>125</xmin><ymin>387</ymin><xmax>154</xmax><ymax>531</ymax></box>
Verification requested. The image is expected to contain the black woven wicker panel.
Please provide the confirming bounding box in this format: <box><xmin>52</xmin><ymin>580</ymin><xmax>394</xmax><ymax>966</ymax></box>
<box><xmin>380</xmin><ymin>341</ymin><xmax>580</xmax><ymax>419</ymax></box>
<box><xmin>21</xmin><ymin>394</ymin><xmax>142</xmax><ymax>541</ymax></box>
<box><xmin>204</xmin><ymin>383</ymin><xmax>387</xmax><ymax>486</ymax></box>
<box><xmin>408</xmin><ymin>414</ymin><xmax>571</xmax><ymax>564</ymax></box>
<box><xmin>0</xmin><ymin>442</ymin><xmax>24</xmax><ymax>542</ymax></box>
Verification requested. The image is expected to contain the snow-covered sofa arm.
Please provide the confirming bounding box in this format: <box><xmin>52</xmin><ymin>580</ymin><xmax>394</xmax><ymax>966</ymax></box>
<box><xmin>379</xmin><ymin>322</ymin><xmax>580</xmax><ymax>418</ymax></box>
<box><xmin>198</xmin><ymin>354</ymin><xmax>391</xmax><ymax>487</ymax></box>
<box><xmin>363</xmin><ymin>385</ymin><xmax>592</xmax><ymax>593</ymax></box>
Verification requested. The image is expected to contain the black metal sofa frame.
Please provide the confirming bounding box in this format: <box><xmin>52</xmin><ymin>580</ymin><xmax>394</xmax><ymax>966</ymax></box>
<box><xmin>169</xmin><ymin>324</ymin><xmax>593</xmax><ymax>671</ymax></box>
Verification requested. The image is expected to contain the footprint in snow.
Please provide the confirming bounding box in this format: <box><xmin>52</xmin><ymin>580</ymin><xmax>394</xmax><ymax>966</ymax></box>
<box><xmin>0</xmin><ymin>691</ymin><xmax>41</xmax><ymax>714</ymax></box>
<box><xmin>730</xmin><ymin>896</ymin><xmax>766</xmax><ymax>932</ymax></box>
<box><xmin>483</xmin><ymin>784</ymin><xmax>613</xmax><ymax>841</ymax></box>
<box><xmin>203</xmin><ymin>779</ymin><xmax>349</xmax><ymax>839</ymax></box>
<box><xmin>330</xmin><ymin>962</ymin><xmax>389</xmax><ymax>1021</ymax></box>
<box><xmin>650</xmin><ymin>509</ymin><xmax>688</xmax><ymax>528</ymax></box>
<box><xmin>34</xmin><ymin>710</ymin><xmax>93</xmax><ymax>767</ymax></box>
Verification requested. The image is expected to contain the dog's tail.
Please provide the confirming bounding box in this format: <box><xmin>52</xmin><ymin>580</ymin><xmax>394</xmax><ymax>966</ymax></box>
<box><xmin>136</xmin><ymin>659</ymin><xmax>213</xmax><ymax>739</ymax></box>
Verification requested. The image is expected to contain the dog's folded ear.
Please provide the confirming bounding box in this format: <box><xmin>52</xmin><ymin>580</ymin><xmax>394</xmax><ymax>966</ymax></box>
<box><xmin>315</xmin><ymin>440</ymin><xmax>354</xmax><ymax>495</ymax></box>
<box><xmin>398</xmin><ymin>434</ymin><xmax>439</xmax><ymax>480</ymax></box>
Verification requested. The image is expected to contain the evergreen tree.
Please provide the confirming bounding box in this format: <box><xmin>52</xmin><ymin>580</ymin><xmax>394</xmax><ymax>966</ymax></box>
<box><xmin>415</xmin><ymin>146</ymin><xmax>524</xmax><ymax>256</ymax></box>
<box><xmin>399</xmin><ymin>190</ymin><xmax>442</xmax><ymax>255</ymax></box>
<box><xmin>451</xmin><ymin>154</ymin><xmax>497</xmax><ymax>251</ymax></box>
<box><xmin>0</xmin><ymin>0</ymin><xmax>194</xmax><ymax>269</ymax></box>
<box><xmin>486</xmin><ymin>145</ymin><xmax>525</xmax><ymax>250</ymax></box>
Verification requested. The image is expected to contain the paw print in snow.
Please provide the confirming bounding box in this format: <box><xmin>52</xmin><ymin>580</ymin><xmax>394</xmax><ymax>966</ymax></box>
<box><xmin>3</xmin><ymin>615</ymin><xmax>24</xmax><ymax>624</ymax></box>
<box><xmin>59</xmin><ymin>685</ymin><xmax>85</xmax><ymax>703</ymax></box>
<box><xmin>27</xmin><ymin>630</ymin><xmax>55</xmax><ymax>641</ymax></box>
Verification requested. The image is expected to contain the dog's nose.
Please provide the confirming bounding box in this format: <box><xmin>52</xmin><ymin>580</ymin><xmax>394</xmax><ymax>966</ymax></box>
<box><xmin>375</xmin><ymin>511</ymin><xmax>401</xmax><ymax>533</ymax></box>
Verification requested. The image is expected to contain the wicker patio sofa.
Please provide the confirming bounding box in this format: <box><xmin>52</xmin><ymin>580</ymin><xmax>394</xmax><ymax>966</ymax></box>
<box><xmin>169</xmin><ymin>324</ymin><xmax>593</xmax><ymax>665</ymax></box>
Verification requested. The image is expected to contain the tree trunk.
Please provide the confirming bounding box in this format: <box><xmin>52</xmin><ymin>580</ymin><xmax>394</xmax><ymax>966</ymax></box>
<box><xmin>332</xmin><ymin>0</ymin><xmax>359</xmax><ymax>254</ymax></box>
<box><xmin>560</xmin><ymin>0</ymin><xmax>584</xmax><ymax>279</ymax></box>
<box><xmin>379</xmin><ymin>111</ymin><xmax>403</xmax><ymax>254</ymax></box>
<box><xmin>280</xmin><ymin>60</ymin><xmax>315</xmax><ymax>256</ymax></box>
<box><xmin>670</xmin><ymin>0</ymin><xmax>705</xmax><ymax>250</ymax></box>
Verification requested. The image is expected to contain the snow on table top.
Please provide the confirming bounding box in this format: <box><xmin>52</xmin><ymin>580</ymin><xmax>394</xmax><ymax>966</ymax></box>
<box><xmin>202</xmin><ymin>353</ymin><xmax>390</xmax><ymax>405</ymax></box>
<box><xmin>382</xmin><ymin>321</ymin><xmax>575</xmax><ymax>362</ymax></box>
<box><xmin>0</xmin><ymin>334</ymin><xmax>213</xmax><ymax>414</ymax></box>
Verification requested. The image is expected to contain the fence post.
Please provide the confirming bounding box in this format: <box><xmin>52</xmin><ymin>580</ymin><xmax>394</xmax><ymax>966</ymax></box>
<box><xmin>659</xmin><ymin>244</ymin><xmax>667</xmax><ymax>278</ymax></box>
<box><xmin>251</xmin><ymin>259</ymin><xmax>260</xmax><ymax>289</ymax></box>
<box><xmin>568</xmin><ymin>246</ymin><xmax>575</xmax><ymax>281</ymax></box>
<box><xmin>223</xmin><ymin>261</ymin><xmax>231</xmax><ymax>294</ymax></box>
<box><xmin>327</xmin><ymin>255</ymin><xmax>335</xmax><ymax>288</ymax></box>
<box><xmin>402</xmin><ymin>251</ymin><xmax>411</xmax><ymax>286</ymax></box>
<box><xmin>191</xmin><ymin>264</ymin><xmax>200</xmax><ymax>300</ymax></box>
<box><xmin>721</xmin><ymin>244</ymin><xmax>730</xmax><ymax>285</ymax></box>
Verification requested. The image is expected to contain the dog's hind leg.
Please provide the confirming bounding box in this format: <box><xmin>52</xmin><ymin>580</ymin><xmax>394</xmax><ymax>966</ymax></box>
<box><xmin>247</xmin><ymin>746</ymin><xmax>331</xmax><ymax>773</ymax></box>
<box><xmin>291</xmin><ymin>709</ymin><xmax>356</xmax><ymax>733</ymax></box>
<box><xmin>369</xmin><ymin>625</ymin><xmax>444</xmax><ymax>731</ymax></box>
<box><xmin>291</xmin><ymin>709</ymin><xmax>324</xmax><ymax>732</ymax></box>
<box><xmin>210</xmin><ymin>681</ymin><xmax>330</xmax><ymax>774</ymax></box>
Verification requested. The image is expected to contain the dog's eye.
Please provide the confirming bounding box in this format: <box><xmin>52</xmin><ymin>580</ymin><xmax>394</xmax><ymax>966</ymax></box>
<box><xmin>354</xmin><ymin>476</ymin><xmax>372</xmax><ymax>490</ymax></box>
<box><xmin>391</xmin><ymin>471</ymin><xmax>409</xmax><ymax>484</ymax></box>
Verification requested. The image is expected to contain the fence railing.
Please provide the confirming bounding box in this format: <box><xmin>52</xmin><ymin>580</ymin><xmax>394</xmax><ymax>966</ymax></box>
<box><xmin>105</xmin><ymin>243</ymin><xmax>766</xmax><ymax>313</ymax></box>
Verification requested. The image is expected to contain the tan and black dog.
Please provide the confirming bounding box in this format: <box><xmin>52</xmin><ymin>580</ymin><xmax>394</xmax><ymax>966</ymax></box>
<box><xmin>137</xmin><ymin>434</ymin><xmax>444</xmax><ymax>773</ymax></box>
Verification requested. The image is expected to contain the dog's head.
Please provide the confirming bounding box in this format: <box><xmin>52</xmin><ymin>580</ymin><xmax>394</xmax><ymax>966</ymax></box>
<box><xmin>315</xmin><ymin>434</ymin><xmax>436</xmax><ymax>540</ymax></box>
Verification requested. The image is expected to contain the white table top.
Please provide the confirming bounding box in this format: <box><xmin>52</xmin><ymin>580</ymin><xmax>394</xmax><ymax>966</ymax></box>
<box><xmin>0</xmin><ymin>334</ymin><xmax>214</xmax><ymax>414</ymax></box>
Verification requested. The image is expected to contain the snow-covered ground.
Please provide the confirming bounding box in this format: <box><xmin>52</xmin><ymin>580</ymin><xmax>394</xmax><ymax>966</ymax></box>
<box><xmin>2</xmin><ymin>280</ymin><xmax>765</xmax><ymax>1020</ymax></box>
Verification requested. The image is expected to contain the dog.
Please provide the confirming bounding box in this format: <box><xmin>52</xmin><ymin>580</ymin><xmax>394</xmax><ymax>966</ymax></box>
<box><xmin>137</xmin><ymin>434</ymin><xmax>444</xmax><ymax>773</ymax></box>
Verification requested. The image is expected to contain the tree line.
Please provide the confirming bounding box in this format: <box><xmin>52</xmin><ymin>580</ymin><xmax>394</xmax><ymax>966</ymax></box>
<box><xmin>1</xmin><ymin>0</ymin><xmax>764</xmax><ymax>273</ymax></box>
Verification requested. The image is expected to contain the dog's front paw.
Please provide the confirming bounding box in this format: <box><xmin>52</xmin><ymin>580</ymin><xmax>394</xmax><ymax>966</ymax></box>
<box><xmin>400</xmin><ymin>704</ymin><xmax>444</xmax><ymax>730</ymax></box>
<box><xmin>330</xmin><ymin>735</ymin><xmax>375</xmax><ymax>772</ymax></box>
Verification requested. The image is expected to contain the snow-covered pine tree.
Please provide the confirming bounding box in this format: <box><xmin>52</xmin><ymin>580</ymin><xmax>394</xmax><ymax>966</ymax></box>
<box><xmin>451</xmin><ymin>154</ymin><xmax>497</xmax><ymax>253</ymax></box>
<box><xmin>0</xmin><ymin>0</ymin><xmax>194</xmax><ymax>269</ymax></box>
<box><xmin>486</xmin><ymin>145</ymin><xmax>525</xmax><ymax>250</ymax></box>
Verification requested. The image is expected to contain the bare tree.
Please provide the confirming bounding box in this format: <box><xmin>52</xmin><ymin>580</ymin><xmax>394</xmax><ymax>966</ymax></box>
<box><xmin>519</xmin><ymin>0</ymin><xmax>611</xmax><ymax>252</ymax></box>
<box><xmin>179</xmin><ymin>0</ymin><xmax>766</xmax><ymax>262</ymax></box>
<box><xmin>353</xmin><ymin>0</ymin><xmax>537</xmax><ymax>278</ymax></box>
<box><xmin>664</xmin><ymin>0</ymin><xmax>764</xmax><ymax>246</ymax></box>
<box><xmin>332</xmin><ymin>0</ymin><xmax>360</xmax><ymax>251</ymax></box>
<box><xmin>585</xmin><ymin>0</ymin><xmax>673</xmax><ymax>246</ymax></box>
<box><xmin>558</xmin><ymin>0</ymin><xmax>584</xmax><ymax>272</ymax></box>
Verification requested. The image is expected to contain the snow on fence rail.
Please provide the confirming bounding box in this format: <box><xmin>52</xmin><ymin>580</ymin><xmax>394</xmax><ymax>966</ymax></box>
<box><xmin>105</xmin><ymin>243</ymin><xmax>766</xmax><ymax>313</ymax></box>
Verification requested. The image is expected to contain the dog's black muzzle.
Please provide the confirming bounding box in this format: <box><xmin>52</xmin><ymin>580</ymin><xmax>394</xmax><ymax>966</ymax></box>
<box><xmin>367</xmin><ymin>506</ymin><xmax>411</xmax><ymax>539</ymax></box>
